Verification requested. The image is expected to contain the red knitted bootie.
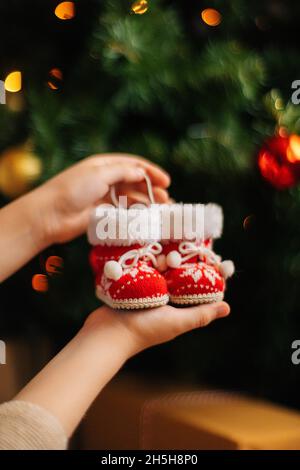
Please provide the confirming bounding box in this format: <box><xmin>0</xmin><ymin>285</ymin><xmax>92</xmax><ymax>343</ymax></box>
<box><xmin>88</xmin><ymin>204</ymin><xmax>168</xmax><ymax>309</ymax></box>
<box><xmin>157</xmin><ymin>203</ymin><xmax>234</xmax><ymax>305</ymax></box>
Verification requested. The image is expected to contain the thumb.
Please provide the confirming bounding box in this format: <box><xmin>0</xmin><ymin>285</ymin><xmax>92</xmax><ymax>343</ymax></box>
<box><xmin>165</xmin><ymin>301</ymin><xmax>231</xmax><ymax>339</ymax></box>
<box><xmin>185</xmin><ymin>301</ymin><xmax>231</xmax><ymax>330</ymax></box>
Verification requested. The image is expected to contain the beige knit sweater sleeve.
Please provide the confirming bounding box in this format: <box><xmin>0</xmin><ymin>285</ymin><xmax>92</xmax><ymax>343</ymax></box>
<box><xmin>0</xmin><ymin>401</ymin><xmax>68</xmax><ymax>450</ymax></box>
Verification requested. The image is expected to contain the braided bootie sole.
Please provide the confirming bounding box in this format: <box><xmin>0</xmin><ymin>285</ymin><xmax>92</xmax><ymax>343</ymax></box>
<box><xmin>170</xmin><ymin>291</ymin><xmax>224</xmax><ymax>305</ymax></box>
<box><xmin>96</xmin><ymin>288</ymin><xmax>169</xmax><ymax>310</ymax></box>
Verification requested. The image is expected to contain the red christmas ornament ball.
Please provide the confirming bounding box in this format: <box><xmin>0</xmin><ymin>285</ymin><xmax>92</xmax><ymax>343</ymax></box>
<box><xmin>258</xmin><ymin>135</ymin><xmax>300</xmax><ymax>190</ymax></box>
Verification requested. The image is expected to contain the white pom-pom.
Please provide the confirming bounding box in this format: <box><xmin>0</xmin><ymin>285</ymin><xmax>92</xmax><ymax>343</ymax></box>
<box><xmin>166</xmin><ymin>250</ymin><xmax>182</xmax><ymax>269</ymax></box>
<box><xmin>156</xmin><ymin>254</ymin><xmax>167</xmax><ymax>272</ymax></box>
<box><xmin>219</xmin><ymin>260</ymin><xmax>235</xmax><ymax>279</ymax></box>
<box><xmin>104</xmin><ymin>260</ymin><xmax>123</xmax><ymax>281</ymax></box>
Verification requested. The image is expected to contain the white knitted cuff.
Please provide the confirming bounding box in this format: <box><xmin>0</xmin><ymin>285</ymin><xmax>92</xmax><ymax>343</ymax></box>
<box><xmin>160</xmin><ymin>202</ymin><xmax>223</xmax><ymax>242</ymax></box>
<box><xmin>88</xmin><ymin>202</ymin><xmax>223</xmax><ymax>246</ymax></box>
<box><xmin>0</xmin><ymin>400</ymin><xmax>68</xmax><ymax>450</ymax></box>
<box><xmin>87</xmin><ymin>204</ymin><xmax>161</xmax><ymax>246</ymax></box>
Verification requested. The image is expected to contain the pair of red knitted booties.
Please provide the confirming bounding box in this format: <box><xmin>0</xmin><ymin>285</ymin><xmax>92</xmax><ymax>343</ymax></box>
<box><xmin>88</xmin><ymin>201</ymin><xmax>234</xmax><ymax>310</ymax></box>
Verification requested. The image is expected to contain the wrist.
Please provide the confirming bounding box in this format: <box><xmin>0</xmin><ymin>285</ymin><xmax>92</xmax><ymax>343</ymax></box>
<box><xmin>25</xmin><ymin>185</ymin><xmax>57</xmax><ymax>251</ymax></box>
<box><xmin>82</xmin><ymin>307</ymin><xmax>138</xmax><ymax>361</ymax></box>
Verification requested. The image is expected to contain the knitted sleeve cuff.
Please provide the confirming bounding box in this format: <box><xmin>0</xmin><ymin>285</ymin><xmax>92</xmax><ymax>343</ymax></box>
<box><xmin>0</xmin><ymin>400</ymin><xmax>68</xmax><ymax>450</ymax></box>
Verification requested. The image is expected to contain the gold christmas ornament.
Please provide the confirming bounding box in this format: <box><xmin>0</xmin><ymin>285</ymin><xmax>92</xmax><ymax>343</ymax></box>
<box><xmin>131</xmin><ymin>0</ymin><xmax>148</xmax><ymax>15</ymax></box>
<box><xmin>0</xmin><ymin>143</ymin><xmax>42</xmax><ymax>198</ymax></box>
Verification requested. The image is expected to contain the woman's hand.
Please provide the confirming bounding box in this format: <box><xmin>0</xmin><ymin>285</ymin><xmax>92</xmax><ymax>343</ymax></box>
<box><xmin>16</xmin><ymin>301</ymin><xmax>230</xmax><ymax>437</ymax></box>
<box><xmin>84</xmin><ymin>301</ymin><xmax>230</xmax><ymax>358</ymax></box>
<box><xmin>34</xmin><ymin>153</ymin><xmax>170</xmax><ymax>247</ymax></box>
<box><xmin>0</xmin><ymin>153</ymin><xmax>170</xmax><ymax>281</ymax></box>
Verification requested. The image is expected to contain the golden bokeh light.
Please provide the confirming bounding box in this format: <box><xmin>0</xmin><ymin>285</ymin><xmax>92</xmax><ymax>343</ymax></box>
<box><xmin>32</xmin><ymin>274</ymin><xmax>49</xmax><ymax>293</ymax></box>
<box><xmin>4</xmin><ymin>71</ymin><xmax>22</xmax><ymax>93</ymax></box>
<box><xmin>131</xmin><ymin>0</ymin><xmax>148</xmax><ymax>15</ymax></box>
<box><xmin>274</xmin><ymin>98</ymin><xmax>284</xmax><ymax>110</ymax></box>
<box><xmin>287</xmin><ymin>134</ymin><xmax>300</xmax><ymax>163</ymax></box>
<box><xmin>54</xmin><ymin>2</ymin><xmax>75</xmax><ymax>20</ymax></box>
<box><xmin>201</xmin><ymin>8</ymin><xmax>222</xmax><ymax>27</ymax></box>
<box><xmin>46</xmin><ymin>255</ymin><xmax>64</xmax><ymax>274</ymax></box>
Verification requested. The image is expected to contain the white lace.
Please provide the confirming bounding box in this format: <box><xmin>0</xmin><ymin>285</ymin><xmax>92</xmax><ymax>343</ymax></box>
<box><xmin>178</xmin><ymin>241</ymin><xmax>221</xmax><ymax>266</ymax></box>
<box><xmin>118</xmin><ymin>242</ymin><xmax>162</xmax><ymax>269</ymax></box>
<box><xmin>110</xmin><ymin>171</ymin><xmax>155</xmax><ymax>207</ymax></box>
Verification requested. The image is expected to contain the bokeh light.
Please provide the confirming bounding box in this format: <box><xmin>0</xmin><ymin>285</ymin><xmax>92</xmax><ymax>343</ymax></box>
<box><xmin>131</xmin><ymin>0</ymin><xmax>148</xmax><ymax>15</ymax></box>
<box><xmin>4</xmin><ymin>71</ymin><xmax>22</xmax><ymax>93</ymax></box>
<box><xmin>46</xmin><ymin>255</ymin><xmax>64</xmax><ymax>275</ymax></box>
<box><xmin>47</xmin><ymin>68</ymin><xmax>63</xmax><ymax>90</ymax></box>
<box><xmin>201</xmin><ymin>8</ymin><xmax>222</xmax><ymax>27</ymax></box>
<box><xmin>278</xmin><ymin>126</ymin><xmax>288</xmax><ymax>138</ymax></box>
<box><xmin>287</xmin><ymin>134</ymin><xmax>300</xmax><ymax>163</ymax></box>
<box><xmin>54</xmin><ymin>2</ymin><xmax>75</xmax><ymax>20</ymax></box>
<box><xmin>274</xmin><ymin>97</ymin><xmax>284</xmax><ymax>110</ymax></box>
<box><xmin>32</xmin><ymin>274</ymin><xmax>49</xmax><ymax>293</ymax></box>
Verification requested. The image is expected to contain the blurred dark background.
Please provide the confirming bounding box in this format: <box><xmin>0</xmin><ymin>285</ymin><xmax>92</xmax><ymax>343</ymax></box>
<box><xmin>1</xmin><ymin>0</ymin><xmax>300</xmax><ymax>409</ymax></box>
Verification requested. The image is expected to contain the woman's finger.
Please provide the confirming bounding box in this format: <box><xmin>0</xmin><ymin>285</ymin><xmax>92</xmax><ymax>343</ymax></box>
<box><xmin>113</xmin><ymin>185</ymin><xmax>170</xmax><ymax>205</ymax></box>
<box><xmin>64</xmin><ymin>164</ymin><xmax>146</xmax><ymax>210</ymax></box>
<box><xmin>98</xmin><ymin>164</ymin><xmax>146</xmax><ymax>187</ymax></box>
<box><xmin>86</xmin><ymin>154</ymin><xmax>171</xmax><ymax>189</ymax></box>
<box><xmin>116</xmin><ymin>181</ymin><xmax>170</xmax><ymax>202</ymax></box>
